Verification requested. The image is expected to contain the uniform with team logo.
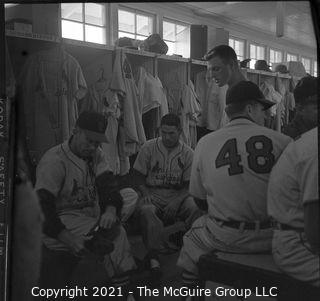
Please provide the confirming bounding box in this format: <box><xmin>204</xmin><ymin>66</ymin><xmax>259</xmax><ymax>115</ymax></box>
<box><xmin>133</xmin><ymin>137</ymin><xmax>200</xmax><ymax>251</ymax></box>
<box><xmin>177</xmin><ymin>117</ymin><xmax>292</xmax><ymax>279</ymax></box>
<box><xmin>35</xmin><ymin>140</ymin><xmax>137</xmax><ymax>277</ymax></box>
<box><xmin>268</xmin><ymin>127</ymin><xmax>319</xmax><ymax>286</ymax></box>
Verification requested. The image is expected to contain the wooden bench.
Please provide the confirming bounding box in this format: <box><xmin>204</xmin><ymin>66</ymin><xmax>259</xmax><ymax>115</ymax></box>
<box><xmin>198</xmin><ymin>252</ymin><xmax>319</xmax><ymax>301</ymax></box>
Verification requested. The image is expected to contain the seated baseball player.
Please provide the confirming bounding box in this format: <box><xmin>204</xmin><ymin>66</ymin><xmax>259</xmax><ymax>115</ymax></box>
<box><xmin>268</xmin><ymin>79</ymin><xmax>319</xmax><ymax>286</ymax></box>
<box><xmin>133</xmin><ymin>113</ymin><xmax>202</xmax><ymax>282</ymax></box>
<box><xmin>282</xmin><ymin>76</ymin><xmax>318</xmax><ymax>139</ymax></box>
<box><xmin>35</xmin><ymin>111</ymin><xmax>137</xmax><ymax>295</ymax></box>
<box><xmin>177</xmin><ymin>81</ymin><xmax>292</xmax><ymax>293</ymax></box>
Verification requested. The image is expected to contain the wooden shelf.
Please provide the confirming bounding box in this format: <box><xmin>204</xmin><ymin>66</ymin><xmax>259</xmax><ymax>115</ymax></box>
<box><xmin>191</xmin><ymin>59</ymin><xmax>207</xmax><ymax>66</ymax></box>
<box><xmin>157</xmin><ymin>54</ymin><xmax>189</xmax><ymax>63</ymax></box>
<box><xmin>6</xmin><ymin>29</ymin><xmax>60</xmax><ymax>43</ymax></box>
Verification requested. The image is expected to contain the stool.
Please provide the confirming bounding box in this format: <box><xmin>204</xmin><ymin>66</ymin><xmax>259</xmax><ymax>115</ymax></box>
<box><xmin>198</xmin><ymin>252</ymin><xmax>319</xmax><ymax>301</ymax></box>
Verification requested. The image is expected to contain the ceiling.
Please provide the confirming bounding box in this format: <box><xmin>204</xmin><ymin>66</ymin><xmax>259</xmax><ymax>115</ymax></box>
<box><xmin>181</xmin><ymin>1</ymin><xmax>317</xmax><ymax>49</ymax></box>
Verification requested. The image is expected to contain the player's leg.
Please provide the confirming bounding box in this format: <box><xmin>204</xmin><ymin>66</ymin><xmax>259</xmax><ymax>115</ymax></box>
<box><xmin>177</xmin><ymin>196</ymin><xmax>204</xmax><ymax>229</ymax></box>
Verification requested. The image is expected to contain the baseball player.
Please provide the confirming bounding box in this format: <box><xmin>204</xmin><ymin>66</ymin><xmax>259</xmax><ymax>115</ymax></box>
<box><xmin>204</xmin><ymin>45</ymin><xmax>247</xmax><ymax>88</ymax></box>
<box><xmin>282</xmin><ymin>76</ymin><xmax>318</xmax><ymax>139</ymax></box>
<box><xmin>133</xmin><ymin>113</ymin><xmax>202</xmax><ymax>283</ymax></box>
<box><xmin>35</xmin><ymin>111</ymin><xmax>137</xmax><ymax>297</ymax></box>
<box><xmin>268</xmin><ymin>94</ymin><xmax>318</xmax><ymax>285</ymax></box>
<box><xmin>177</xmin><ymin>81</ymin><xmax>292</xmax><ymax>291</ymax></box>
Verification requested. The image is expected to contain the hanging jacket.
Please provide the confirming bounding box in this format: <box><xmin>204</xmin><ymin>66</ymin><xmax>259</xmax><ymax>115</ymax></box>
<box><xmin>18</xmin><ymin>46</ymin><xmax>87</xmax><ymax>165</ymax></box>
<box><xmin>109</xmin><ymin>49</ymin><xmax>146</xmax><ymax>156</ymax></box>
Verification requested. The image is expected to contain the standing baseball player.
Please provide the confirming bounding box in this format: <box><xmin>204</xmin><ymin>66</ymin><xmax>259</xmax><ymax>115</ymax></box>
<box><xmin>177</xmin><ymin>81</ymin><xmax>292</xmax><ymax>291</ymax></box>
<box><xmin>133</xmin><ymin>113</ymin><xmax>202</xmax><ymax>283</ymax></box>
<box><xmin>268</xmin><ymin>79</ymin><xmax>319</xmax><ymax>286</ymax></box>
<box><xmin>204</xmin><ymin>45</ymin><xmax>247</xmax><ymax>88</ymax></box>
<box><xmin>35</xmin><ymin>111</ymin><xmax>137</xmax><ymax>297</ymax></box>
<box><xmin>282</xmin><ymin>76</ymin><xmax>318</xmax><ymax>139</ymax></box>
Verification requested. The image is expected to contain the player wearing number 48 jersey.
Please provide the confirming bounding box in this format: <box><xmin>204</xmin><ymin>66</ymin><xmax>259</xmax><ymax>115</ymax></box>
<box><xmin>177</xmin><ymin>81</ymin><xmax>292</xmax><ymax>289</ymax></box>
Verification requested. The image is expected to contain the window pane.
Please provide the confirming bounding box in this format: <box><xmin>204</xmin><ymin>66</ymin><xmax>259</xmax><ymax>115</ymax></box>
<box><xmin>165</xmin><ymin>40</ymin><xmax>175</xmax><ymax>55</ymax></box>
<box><xmin>314</xmin><ymin>61</ymin><xmax>317</xmax><ymax>76</ymax></box>
<box><xmin>136</xmin><ymin>34</ymin><xmax>147</xmax><ymax>41</ymax></box>
<box><xmin>176</xmin><ymin>24</ymin><xmax>187</xmax><ymax>35</ymax></box>
<box><xmin>176</xmin><ymin>25</ymin><xmax>190</xmax><ymax>58</ymax></box>
<box><xmin>287</xmin><ymin>54</ymin><xmax>297</xmax><ymax>61</ymax></box>
<box><xmin>85</xmin><ymin>24</ymin><xmax>106</xmax><ymax>44</ymax></box>
<box><xmin>61</xmin><ymin>19</ymin><xmax>83</xmax><ymax>41</ymax></box>
<box><xmin>118</xmin><ymin>31</ymin><xmax>135</xmax><ymax>39</ymax></box>
<box><xmin>257</xmin><ymin>46</ymin><xmax>264</xmax><ymax>59</ymax></box>
<box><xmin>61</xmin><ymin>3</ymin><xmax>83</xmax><ymax>22</ymax></box>
<box><xmin>118</xmin><ymin>10</ymin><xmax>135</xmax><ymax>33</ymax></box>
<box><xmin>85</xmin><ymin>3</ymin><xmax>105</xmax><ymax>26</ymax></box>
<box><xmin>250</xmin><ymin>45</ymin><xmax>256</xmax><ymax>59</ymax></box>
<box><xmin>229</xmin><ymin>38</ymin><xmax>235</xmax><ymax>49</ymax></box>
<box><xmin>163</xmin><ymin>21</ymin><xmax>175</xmax><ymax>41</ymax></box>
<box><xmin>137</xmin><ymin>14</ymin><xmax>152</xmax><ymax>36</ymax></box>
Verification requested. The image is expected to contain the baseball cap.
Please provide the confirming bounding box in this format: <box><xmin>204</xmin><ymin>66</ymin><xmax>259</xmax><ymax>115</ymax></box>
<box><xmin>226</xmin><ymin>81</ymin><xmax>275</xmax><ymax>109</ymax></box>
<box><xmin>294</xmin><ymin>76</ymin><xmax>318</xmax><ymax>105</ymax></box>
<box><xmin>76</xmin><ymin>111</ymin><xmax>108</xmax><ymax>143</ymax></box>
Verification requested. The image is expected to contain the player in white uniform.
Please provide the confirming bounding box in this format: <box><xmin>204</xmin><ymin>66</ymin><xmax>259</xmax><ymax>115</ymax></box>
<box><xmin>133</xmin><ymin>113</ymin><xmax>202</xmax><ymax>282</ymax></box>
<box><xmin>268</xmin><ymin>77</ymin><xmax>319</xmax><ymax>286</ymax></box>
<box><xmin>177</xmin><ymin>81</ymin><xmax>292</xmax><ymax>290</ymax></box>
<box><xmin>35</xmin><ymin>111</ymin><xmax>137</xmax><ymax>296</ymax></box>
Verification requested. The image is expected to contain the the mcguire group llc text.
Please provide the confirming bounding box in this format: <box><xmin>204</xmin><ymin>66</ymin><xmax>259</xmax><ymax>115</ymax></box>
<box><xmin>31</xmin><ymin>285</ymin><xmax>278</xmax><ymax>299</ymax></box>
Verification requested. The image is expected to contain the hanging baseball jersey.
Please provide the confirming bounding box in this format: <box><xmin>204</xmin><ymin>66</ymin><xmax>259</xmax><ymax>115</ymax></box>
<box><xmin>268</xmin><ymin>127</ymin><xmax>318</xmax><ymax>228</ymax></box>
<box><xmin>81</xmin><ymin>81</ymin><xmax>121</xmax><ymax>174</ymax></box>
<box><xmin>110</xmin><ymin>49</ymin><xmax>146</xmax><ymax>156</ymax></box>
<box><xmin>18</xmin><ymin>46</ymin><xmax>87</xmax><ymax>164</ymax></box>
<box><xmin>133</xmin><ymin>137</ymin><xmax>193</xmax><ymax>188</ymax></box>
<box><xmin>190</xmin><ymin>118</ymin><xmax>292</xmax><ymax>222</ymax></box>
<box><xmin>181</xmin><ymin>80</ymin><xmax>201</xmax><ymax>149</ymax></box>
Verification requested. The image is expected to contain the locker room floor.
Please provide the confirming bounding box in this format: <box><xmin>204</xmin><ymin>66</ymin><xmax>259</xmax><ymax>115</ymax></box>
<box><xmin>129</xmin><ymin>235</ymin><xmax>182</xmax><ymax>300</ymax></box>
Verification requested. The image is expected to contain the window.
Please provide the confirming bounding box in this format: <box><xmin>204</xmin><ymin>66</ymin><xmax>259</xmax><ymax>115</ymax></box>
<box><xmin>314</xmin><ymin>61</ymin><xmax>318</xmax><ymax>76</ymax></box>
<box><xmin>249</xmin><ymin>44</ymin><xmax>265</xmax><ymax>69</ymax></box>
<box><xmin>61</xmin><ymin>3</ymin><xmax>106</xmax><ymax>44</ymax></box>
<box><xmin>163</xmin><ymin>19</ymin><xmax>190</xmax><ymax>58</ymax></box>
<box><xmin>229</xmin><ymin>37</ymin><xmax>245</xmax><ymax>61</ymax></box>
<box><xmin>118</xmin><ymin>8</ymin><xmax>154</xmax><ymax>41</ymax></box>
<box><xmin>269</xmin><ymin>49</ymin><xmax>282</xmax><ymax>65</ymax></box>
<box><xmin>287</xmin><ymin>53</ymin><xmax>298</xmax><ymax>62</ymax></box>
<box><xmin>301</xmin><ymin>57</ymin><xmax>311</xmax><ymax>74</ymax></box>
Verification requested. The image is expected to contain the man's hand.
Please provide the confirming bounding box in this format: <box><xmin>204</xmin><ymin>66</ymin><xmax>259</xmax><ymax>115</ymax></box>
<box><xmin>58</xmin><ymin>229</ymin><xmax>90</xmax><ymax>256</ymax></box>
<box><xmin>163</xmin><ymin>199</ymin><xmax>181</xmax><ymax>222</ymax></box>
<box><xmin>100</xmin><ymin>206</ymin><xmax>117</xmax><ymax>229</ymax></box>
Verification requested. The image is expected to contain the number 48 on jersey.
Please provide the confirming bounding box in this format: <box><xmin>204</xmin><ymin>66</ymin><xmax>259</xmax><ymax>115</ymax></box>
<box><xmin>215</xmin><ymin>135</ymin><xmax>275</xmax><ymax>175</ymax></box>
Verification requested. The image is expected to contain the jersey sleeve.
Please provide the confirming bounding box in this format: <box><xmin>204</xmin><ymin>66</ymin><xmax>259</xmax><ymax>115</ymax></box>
<box><xmin>183</xmin><ymin>147</ymin><xmax>194</xmax><ymax>182</ymax></box>
<box><xmin>297</xmin><ymin>154</ymin><xmax>319</xmax><ymax>204</ymax></box>
<box><xmin>189</xmin><ymin>139</ymin><xmax>206</xmax><ymax>199</ymax></box>
<box><xmin>133</xmin><ymin>143</ymin><xmax>150</xmax><ymax>176</ymax></box>
<box><xmin>35</xmin><ymin>155</ymin><xmax>65</xmax><ymax>197</ymax></box>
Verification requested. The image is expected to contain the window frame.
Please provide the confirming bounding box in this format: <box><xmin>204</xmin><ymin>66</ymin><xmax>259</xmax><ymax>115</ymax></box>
<box><xmin>117</xmin><ymin>5</ymin><xmax>155</xmax><ymax>40</ymax></box>
<box><xmin>269</xmin><ymin>48</ymin><xmax>283</xmax><ymax>65</ymax></box>
<box><xmin>249</xmin><ymin>42</ymin><xmax>266</xmax><ymax>69</ymax></box>
<box><xmin>60</xmin><ymin>3</ymin><xmax>107</xmax><ymax>44</ymax></box>
<box><xmin>229</xmin><ymin>36</ymin><xmax>245</xmax><ymax>61</ymax></box>
<box><xmin>162</xmin><ymin>17</ymin><xmax>190</xmax><ymax>58</ymax></box>
<box><xmin>301</xmin><ymin>56</ymin><xmax>311</xmax><ymax>74</ymax></box>
<box><xmin>286</xmin><ymin>52</ymin><xmax>298</xmax><ymax>62</ymax></box>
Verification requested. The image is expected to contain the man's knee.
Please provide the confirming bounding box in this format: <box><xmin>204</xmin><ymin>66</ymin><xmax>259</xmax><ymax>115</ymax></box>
<box><xmin>139</xmin><ymin>204</ymin><xmax>157</xmax><ymax>217</ymax></box>
<box><xmin>120</xmin><ymin>188</ymin><xmax>138</xmax><ymax>222</ymax></box>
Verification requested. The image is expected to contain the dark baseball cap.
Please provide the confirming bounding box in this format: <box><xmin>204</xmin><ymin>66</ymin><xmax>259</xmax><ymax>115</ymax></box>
<box><xmin>226</xmin><ymin>81</ymin><xmax>275</xmax><ymax>109</ymax></box>
<box><xmin>294</xmin><ymin>76</ymin><xmax>318</xmax><ymax>105</ymax></box>
<box><xmin>76</xmin><ymin>111</ymin><xmax>108</xmax><ymax>143</ymax></box>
